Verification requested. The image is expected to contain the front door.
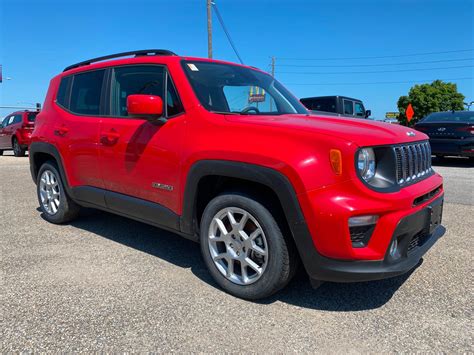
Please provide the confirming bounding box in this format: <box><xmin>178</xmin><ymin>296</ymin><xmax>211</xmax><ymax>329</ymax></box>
<box><xmin>98</xmin><ymin>65</ymin><xmax>186</xmax><ymax>214</ymax></box>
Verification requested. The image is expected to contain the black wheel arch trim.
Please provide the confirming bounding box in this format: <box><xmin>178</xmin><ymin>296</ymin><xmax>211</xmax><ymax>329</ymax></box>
<box><xmin>180</xmin><ymin>160</ymin><xmax>322</xmax><ymax>276</ymax></box>
<box><xmin>29</xmin><ymin>142</ymin><xmax>71</xmax><ymax>191</ymax></box>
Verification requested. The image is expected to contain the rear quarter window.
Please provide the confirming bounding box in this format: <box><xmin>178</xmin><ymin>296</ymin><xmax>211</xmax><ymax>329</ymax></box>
<box><xmin>56</xmin><ymin>76</ymin><xmax>72</xmax><ymax>109</ymax></box>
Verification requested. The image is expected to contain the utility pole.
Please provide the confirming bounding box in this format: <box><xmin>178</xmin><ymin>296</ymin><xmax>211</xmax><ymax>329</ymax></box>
<box><xmin>270</xmin><ymin>56</ymin><xmax>275</xmax><ymax>111</ymax></box>
<box><xmin>207</xmin><ymin>0</ymin><xmax>213</xmax><ymax>59</ymax></box>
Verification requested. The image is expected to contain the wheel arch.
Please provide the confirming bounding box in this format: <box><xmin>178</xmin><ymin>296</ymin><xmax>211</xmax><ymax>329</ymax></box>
<box><xmin>181</xmin><ymin>160</ymin><xmax>309</xmax><ymax>238</ymax></box>
<box><xmin>29</xmin><ymin>142</ymin><xmax>70</xmax><ymax>190</ymax></box>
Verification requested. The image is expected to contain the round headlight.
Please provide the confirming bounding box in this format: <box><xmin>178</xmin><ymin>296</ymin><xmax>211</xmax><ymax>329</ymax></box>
<box><xmin>357</xmin><ymin>148</ymin><xmax>376</xmax><ymax>181</ymax></box>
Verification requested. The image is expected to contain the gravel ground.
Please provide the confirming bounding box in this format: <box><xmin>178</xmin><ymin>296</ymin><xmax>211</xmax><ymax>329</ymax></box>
<box><xmin>1</xmin><ymin>153</ymin><xmax>472</xmax><ymax>352</ymax></box>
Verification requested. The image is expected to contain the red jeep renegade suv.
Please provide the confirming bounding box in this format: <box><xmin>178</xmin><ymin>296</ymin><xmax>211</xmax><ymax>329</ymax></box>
<box><xmin>0</xmin><ymin>110</ymin><xmax>38</xmax><ymax>156</ymax></box>
<box><xmin>29</xmin><ymin>50</ymin><xmax>444</xmax><ymax>299</ymax></box>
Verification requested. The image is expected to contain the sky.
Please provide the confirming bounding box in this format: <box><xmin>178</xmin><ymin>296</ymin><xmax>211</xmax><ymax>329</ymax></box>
<box><xmin>0</xmin><ymin>0</ymin><xmax>473</xmax><ymax>119</ymax></box>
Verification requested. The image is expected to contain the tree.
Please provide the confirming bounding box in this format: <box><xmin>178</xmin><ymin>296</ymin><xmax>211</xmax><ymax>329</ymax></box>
<box><xmin>397</xmin><ymin>80</ymin><xmax>465</xmax><ymax>126</ymax></box>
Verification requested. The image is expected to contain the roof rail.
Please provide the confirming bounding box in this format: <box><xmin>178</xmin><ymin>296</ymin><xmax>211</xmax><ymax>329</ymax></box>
<box><xmin>63</xmin><ymin>49</ymin><xmax>177</xmax><ymax>72</ymax></box>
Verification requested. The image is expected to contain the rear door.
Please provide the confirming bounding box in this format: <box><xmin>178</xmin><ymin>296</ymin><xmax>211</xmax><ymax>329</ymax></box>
<box><xmin>98</xmin><ymin>64</ymin><xmax>186</xmax><ymax>213</ymax></box>
<box><xmin>55</xmin><ymin>70</ymin><xmax>105</xmax><ymax>188</ymax></box>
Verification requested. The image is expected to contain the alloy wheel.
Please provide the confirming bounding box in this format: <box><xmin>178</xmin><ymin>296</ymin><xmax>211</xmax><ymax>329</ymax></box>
<box><xmin>39</xmin><ymin>170</ymin><xmax>61</xmax><ymax>215</ymax></box>
<box><xmin>208</xmin><ymin>207</ymin><xmax>268</xmax><ymax>285</ymax></box>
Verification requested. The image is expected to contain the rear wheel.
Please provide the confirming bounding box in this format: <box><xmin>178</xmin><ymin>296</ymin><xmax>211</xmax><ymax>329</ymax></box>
<box><xmin>12</xmin><ymin>137</ymin><xmax>26</xmax><ymax>157</ymax></box>
<box><xmin>0</xmin><ymin>150</ymin><xmax>3</xmax><ymax>156</ymax></box>
<box><xmin>200</xmin><ymin>193</ymin><xmax>297</xmax><ymax>300</ymax></box>
<box><xmin>37</xmin><ymin>162</ymin><xmax>80</xmax><ymax>224</ymax></box>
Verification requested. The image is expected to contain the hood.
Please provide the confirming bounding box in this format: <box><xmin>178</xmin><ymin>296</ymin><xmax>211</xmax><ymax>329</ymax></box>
<box><xmin>225</xmin><ymin>113</ymin><xmax>427</xmax><ymax>147</ymax></box>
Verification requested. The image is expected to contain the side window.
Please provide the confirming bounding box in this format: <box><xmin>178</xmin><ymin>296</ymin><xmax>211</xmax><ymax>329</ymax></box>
<box><xmin>57</xmin><ymin>76</ymin><xmax>72</xmax><ymax>109</ymax></box>
<box><xmin>13</xmin><ymin>115</ymin><xmax>23</xmax><ymax>124</ymax></box>
<box><xmin>8</xmin><ymin>116</ymin><xmax>15</xmax><ymax>125</ymax></box>
<box><xmin>166</xmin><ymin>74</ymin><xmax>184</xmax><ymax>117</ymax></box>
<box><xmin>70</xmin><ymin>70</ymin><xmax>105</xmax><ymax>115</ymax></box>
<box><xmin>111</xmin><ymin>65</ymin><xmax>164</xmax><ymax>117</ymax></box>
<box><xmin>355</xmin><ymin>102</ymin><xmax>365</xmax><ymax>117</ymax></box>
<box><xmin>343</xmin><ymin>100</ymin><xmax>354</xmax><ymax>115</ymax></box>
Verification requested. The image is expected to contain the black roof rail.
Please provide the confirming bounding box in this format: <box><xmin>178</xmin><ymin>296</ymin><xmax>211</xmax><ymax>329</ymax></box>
<box><xmin>63</xmin><ymin>49</ymin><xmax>177</xmax><ymax>72</ymax></box>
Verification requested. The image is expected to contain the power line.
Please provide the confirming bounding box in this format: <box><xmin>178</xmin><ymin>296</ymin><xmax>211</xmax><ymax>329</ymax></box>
<box><xmin>211</xmin><ymin>1</ymin><xmax>244</xmax><ymax>64</ymax></box>
<box><xmin>277</xmin><ymin>58</ymin><xmax>474</xmax><ymax>68</ymax></box>
<box><xmin>283</xmin><ymin>77</ymin><xmax>473</xmax><ymax>86</ymax></box>
<box><xmin>276</xmin><ymin>65</ymin><xmax>474</xmax><ymax>75</ymax></box>
<box><xmin>277</xmin><ymin>49</ymin><xmax>474</xmax><ymax>61</ymax></box>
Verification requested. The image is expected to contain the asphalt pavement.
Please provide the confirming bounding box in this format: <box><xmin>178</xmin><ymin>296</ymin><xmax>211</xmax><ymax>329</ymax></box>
<box><xmin>1</xmin><ymin>153</ymin><xmax>472</xmax><ymax>352</ymax></box>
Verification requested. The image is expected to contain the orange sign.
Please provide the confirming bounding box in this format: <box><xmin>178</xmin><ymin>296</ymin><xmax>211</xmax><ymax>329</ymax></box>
<box><xmin>406</xmin><ymin>103</ymin><xmax>414</xmax><ymax>122</ymax></box>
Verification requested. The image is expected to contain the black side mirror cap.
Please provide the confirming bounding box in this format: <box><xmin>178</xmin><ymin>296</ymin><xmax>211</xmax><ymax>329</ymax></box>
<box><xmin>365</xmin><ymin>110</ymin><xmax>372</xmax><ymax>118</ymax></box>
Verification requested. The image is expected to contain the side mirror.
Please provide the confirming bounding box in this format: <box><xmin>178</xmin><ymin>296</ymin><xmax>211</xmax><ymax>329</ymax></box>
<box><xmin>365</xmin><ymin>109</ymin><xmax>372</xmax><ymax>118</ymax></box>
<box><xmin>127</xmin><ymin>94</ymin><xmax>164</xmax><ymax>120</ymax></box>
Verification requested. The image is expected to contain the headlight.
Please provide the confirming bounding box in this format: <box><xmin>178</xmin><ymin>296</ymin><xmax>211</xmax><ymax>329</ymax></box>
<box><xmin>357</xmin><ymin>148</ymin><xmax>376</xmax><ymax>181</ymax></box>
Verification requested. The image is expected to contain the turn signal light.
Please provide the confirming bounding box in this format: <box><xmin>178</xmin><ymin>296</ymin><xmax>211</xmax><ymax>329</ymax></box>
<box><xmin>330</xmin><ymin>149</ymin><xmax>342</xmax><ymax>175</ymax></box>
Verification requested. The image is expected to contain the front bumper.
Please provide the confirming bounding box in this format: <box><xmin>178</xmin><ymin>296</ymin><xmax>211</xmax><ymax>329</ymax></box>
<box><xmin>306</xmin><ymin>195</ymin><xmax>444</xmax><ymax>283</ymax></box>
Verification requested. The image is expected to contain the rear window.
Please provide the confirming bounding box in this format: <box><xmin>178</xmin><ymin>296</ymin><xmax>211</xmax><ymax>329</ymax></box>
<box><xmin>423</xmin><ymin>111</ymin><xmax>474</xmax><ymax>122</ymax></box>
<box><xmin>27</xmin><ymin>112</ymin><xmax>38</xmax><ymax>122</ymax></box>
<box><xmin>301</xmin><ymin>97</ymin><xmax>337</xmax><ymax>112</ymax></box>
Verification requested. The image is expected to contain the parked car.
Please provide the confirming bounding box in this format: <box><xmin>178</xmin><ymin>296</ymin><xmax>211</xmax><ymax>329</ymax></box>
<box><xmin>300</xmin><ymin>95</ymin><xmax>371</xmax><ymax>119</ymax></box>
<box><xmin>29</xmin><ymin>50</ymin><xmax>444</xmax><ymax>299</ymax></box>
<box><xmin>0</xmin><ymin>110</ymin><xmax>38</xmax><ymax>156</ymax></box>
<box><xmin>383</xmin><ymin>118</ymin><xmax>400</xmax><ymax>124</ymax></box>
<box><xmin>415</xmin><ymin>110</ymin><xmax>474</xmax><ymax>160</ymax></box>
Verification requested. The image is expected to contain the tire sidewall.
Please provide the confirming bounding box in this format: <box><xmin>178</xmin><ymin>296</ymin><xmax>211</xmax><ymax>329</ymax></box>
<box><xmin>200</xmin><ymin>193</ymin><xmax>290</xmax><ymax>300</ymax></box>
<box><xmin>37</xmin><ymin>162</ymin><xmax>70</xmax><ymax>224</ymax></box>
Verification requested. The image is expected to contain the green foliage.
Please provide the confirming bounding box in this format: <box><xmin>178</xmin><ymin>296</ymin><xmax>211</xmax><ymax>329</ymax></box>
<box><xmin>397</xmin><ymin>80</ymin><xmax>465</xmax><ymax>126</ymax></box>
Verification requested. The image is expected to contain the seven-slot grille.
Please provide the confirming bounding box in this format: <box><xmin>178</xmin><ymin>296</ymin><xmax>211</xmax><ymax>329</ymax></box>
<box><xmin>393</xmin><ymin>141</ymin><xmax>432</xmax><ymax>186</ymax></box>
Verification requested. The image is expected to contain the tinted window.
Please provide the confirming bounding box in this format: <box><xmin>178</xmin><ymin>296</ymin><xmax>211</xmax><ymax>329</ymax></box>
<box><xmin>27</xmin><ymin>112</ymin><xmax>38</xmax><ymax>122</ymax></box>
<box><xmin>57</xmin><ymin>76</ymin><xmax>72</xmax><ymax>109</ymax></box>
<box><xmin>166</xmin><ymin>74</ymin><xmax>184</xmax><ymax>117</ymax></box>
<box><xmin>355</xmin><ymin>102</ymin><xmax>365</xmax><ymax>117</ymax></box>
<box><xmin>343</xmin><ymin>100</ymin><xmax>354</xmax><ymax>115</ymax></box>
<box><xmin>423</xmin><ymin>111</ymin><xmax>474</xmax><ymax>122</ymax></box>
<box><xmin>111</xmin><ymin>65</ymin><xmax>164</xmax><ymax>117</ymax></box>
<box><xmin>13</xmin><ymin>115</ymin><xmax>23</xmax><ymax>124</ymax></box>
<box><xmin>302</xmin><ymin>98</ymin><xmax>337</xmax><ymax>113</ymax></box>
<box><xmin>70</xmin><ymin>70</ymin><xmax>105</xmax><ymax>115</ymax></box>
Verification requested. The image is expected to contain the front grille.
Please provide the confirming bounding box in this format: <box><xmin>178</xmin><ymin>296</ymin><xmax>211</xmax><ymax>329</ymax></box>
<box><xmin>393</xmin><ymin>141</ymin><xmax>432</xmax><ymax>186</ymax></box>
<box><xmin>407</xmin><ymin>230</ymin><xmax>431</xmax><ymax>254</ymax></box>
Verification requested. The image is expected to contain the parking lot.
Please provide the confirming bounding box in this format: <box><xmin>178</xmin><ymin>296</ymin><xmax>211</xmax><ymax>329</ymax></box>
<box><xmin>1</xmin><ymin>153</ymin><xmax>472</xmax><ymax>352</ymax></box>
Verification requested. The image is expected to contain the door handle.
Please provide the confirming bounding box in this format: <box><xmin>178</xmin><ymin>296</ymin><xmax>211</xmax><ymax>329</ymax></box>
<box><xmin>100</xmin><ymin>129</ymin><xmax>120</xmax><ymax>146</ymax></box>
<box><xmin>54</xmin><ymin>126</ymin><xmax>69</xmax><ymax>137</ymax></box>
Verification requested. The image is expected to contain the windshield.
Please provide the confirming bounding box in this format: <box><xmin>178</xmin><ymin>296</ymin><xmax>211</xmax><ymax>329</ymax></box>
<box><xmin>423</xmin><ymin>111</ymin><xmax>474</xmax><ymax>123</ymax></box>
<box><xmin>182</xmin><ymin>61</ymin><xmax>308</xmax><ymax>115</ymax></box>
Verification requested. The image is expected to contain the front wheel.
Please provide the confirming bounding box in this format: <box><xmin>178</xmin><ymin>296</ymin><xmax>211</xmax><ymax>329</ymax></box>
<box><xmin>37</xmin><ymin>162</ymin><xmax>80</xmax><ymax>224</ymax></box>
<box><xmin>12</xmin><ymin>137</ymin><xmax>26</xmax><ymax>157</ymax></box>
<box><xmin>200</xmin><ymin>193</ymin><xmax>297</xmax><ymax>300</ymax></box>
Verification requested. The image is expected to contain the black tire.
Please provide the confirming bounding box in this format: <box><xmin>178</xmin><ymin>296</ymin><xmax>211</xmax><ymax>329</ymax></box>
<box><xmin>200</xmin><ymin>193</ymin><xmax>297</xmax><ymax>300</ymax></box>
<box><xmin>12</xmin><ymin>137</ymin><xmax>26</xmax><ymax>157</ymax></box>
<box><xmin>36</xmin><ymin>161</ymin><xmax>80</xmax><ymax>224</ymax></box>
<box><xmin>0</xmin><ymin>150</ymin><xmax>3</xmax><ymax>156</ymax></box>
